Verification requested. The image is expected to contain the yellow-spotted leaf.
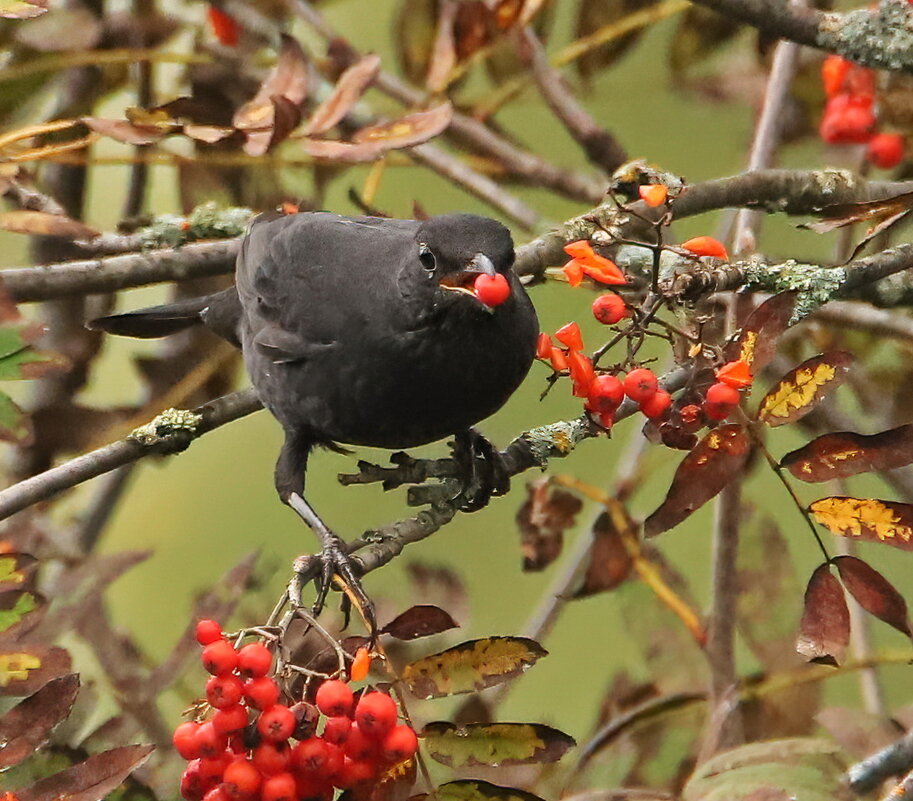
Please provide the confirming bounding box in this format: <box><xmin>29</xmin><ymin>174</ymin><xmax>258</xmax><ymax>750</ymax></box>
<box><xmin>421</xmin><ymin>722</ymin><xmax>575</xmax><ymax>767</ymax></box>
<box><xmin>0</xmin><ymin>645</ymin><xmax>70</xmax><ymax>695</ymax></box>
<box><xmin>402</xmin><ymin>637</ymin><xmax>547</xmax><ymax>699</ymax></box>
<box><xmin>0</xmin><ymin>553</ymin><xmax>37</xmax><ymax>592</ymax></box>
<box><xmin>757</xmin><ymin>351</ymin><xmax>852</xmax><ymax>427</ymax></box>
<box><xmin>809</xmin><ymin>497</ymin><xmax>913</xmax><ymax>551</ymax></box>
<box><xmin>432</xmin><ymin>780</ymin><xmax>547</xmax><ymax>801</ymax></box>
<box><xmin>725</xmin><ymin>291</ymin><xmax>797</xmax><ymax>374</ymax></box>
<box><xmin>782</xmin><ymin>426</ymin><xmax>913</xmax><ymax>483</ymax></box>
<box><xmin>0</xmin><ymin>589</ymin><xmax>39</xmax><ymax>634</ymax></box>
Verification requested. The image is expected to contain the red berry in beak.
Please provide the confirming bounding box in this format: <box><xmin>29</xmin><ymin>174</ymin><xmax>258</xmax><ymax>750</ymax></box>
<box><xmin>473</xmin><ymin>273</ymin><xmax>510</xmax><ymax>307</ymax></box>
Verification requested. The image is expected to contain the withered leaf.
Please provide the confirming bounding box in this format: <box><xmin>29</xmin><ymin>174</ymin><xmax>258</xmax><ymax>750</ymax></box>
<box><xmin>0</xmin><ymin>673</ymin><xmax>79</xmax><ymax>769</ymax></box>
<box><xmin>304</xmin><ymin>53</ymin><xmax>381</xmax><ymax>136</ymax></box>
<box><xmin>402</xmin><ymin>636</ymin><xmax>546</xmax><ymax>699</ymax></box>
<box><xmin>233</xmin><ymin>34</ymin><xmax>309</xmax><ymax>132</ymax></box>
<box><xmin>380</xmin><ymin>605</ymin><xmax>458</xmax><ymax>640</ymax></box>
<box><xmin>669</xmin><ymin>5</ymin><xmax>740</xmax><ymax>76</ymax></box>
<box><xmin>833</xmin><ymin>555</ymin><xmax>911</xmax><ymax>637</ymax></box>
<box><xmin>352</xmin><ymin>103</ymin><xmax>453</xmax><ymax>149</ymax></box>
<box><xmin>797</xmin><ymin>564</ymin><xmax>849</xmax><ymax>666</ymax></box>
<box><xmin>0</xmin><ymin>210</ymin><xmax>98</xmax><ymax>240</ymax></box>
<box><xmin>0</xmin><ymin>391</ymin><xmax>33</xmax><ymax>445</ymax></box>
<box><xmin>781</xmin><ymin>425</ymin><xmax>913</xmax><ymax>483</ymax></box>
<box><xmin>574</xmin><ymin>0</ymin><xmax>654</xmax><ymax>80</ymax></box>
<box><xmin>425</xmin><ymin>0</ymin><xmax>458</xmax><ymax>92</ymax></box>
<box><xmin>809</xmin><ymin>497</ymin><xmax>913</xmax><ymax>551</ymax></box>
<box><xmin>14</xmin><ymin>743</ymin><xmax>154</xmax><ymax>801</ymax></box>
<box><xmin>0</xmin><ymin>553</ymin><xmax>37</xmax><ymax>593</ymax></box>
<box><xmin>0</xmin><ymin>0</ymin><xmax>47</xmax><ymax>19</ymax></box>
<box><xmin>300</xmin><ymin>137</ymin><xmax>385</xmax><ymax>163</ymax></box>
<box><xmin>183</xmin><ymin>124</ymin><xmax>235</xmax><ymax>144</ymax></box>
<box><xmin>82</xmin><ymin>117</ymin><xmax>168</xmax><ymax>145</ymax></box>
<box><xmin>0</xmin><ymin>644</ymin><xmax>71</xmax><ymax>696</ymax></box>
<box><xmin>758</xmin><ymin>351</ymin><xmax>853</xmax><ymax>427</ymax></box>
<box><xmin>421</xmin><ymin>721</ymin><xmax>575</xmax><ymax>767</ymax></box>
<box><xmin>243</xmin><ymin>95</ymin><xmax>302</xmax><ymax>157</ymax></box>
<box><xmin>430</xmin><ymin>780</ymin><xmax>547</xmax><ymax>801</ymax></box>
<box><xmin>644</xmin><ymin>424</ymin><xmax>751</xmax><ymax>537</ymax></box>
<box><xmin>516</xmin><ymin>477</ymin><xmax>582</xmax><ymax>572</ymax></box>
<box><xmin>359</xmin><ymin>756</ymin><xmax>416</xmax><ymax>801</ymax></box>
<box><xmin>725</xmin><ymin>291</ymin><xmax>797</xmax><ymax>374</ymax></box>
<box><xmin>573</xmin><ymin>510</ymin><xmax>634</xmax><ymax>597</ymax></box>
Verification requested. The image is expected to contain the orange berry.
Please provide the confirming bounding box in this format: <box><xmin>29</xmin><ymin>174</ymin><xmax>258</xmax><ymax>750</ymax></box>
<box><xmin>681</xmin><ymin>236</ymin><xmax>728</xmax><ymax>260</ymax></box>
<box><xmin>207</xmin><ymin>6</ymin><xmax>240</xmax><ymax>47</ymax></box>
<box><xmin>592</xmin><ymin>293</ymin><xmax>627</xmax><ymax>325</ymax></box>
<box><xmin>585</xmin><ymin>374</ymin><xmax>624</xmax><ymax>414</ymax></box>
<box><xmin>638</xmin><ymin>184</ymin><xmax>668</xmax><ymax>207</ymax></box>
<box><xmin>867</xmin><ymin>133</ymin><xmax>906</xmax><ymax>169</ymax></box>
<box><xmin>640</xmin><ymin>389</ymin><xmax>672</xmax><ymax>420</ymax></box>
<box><xmin>623</xmin><ymin>368</ymin><xmax>658</xmax><ymax>403</ymax></box>
<box><xmin>821</xmin><ymin>55</ymin><xmax>851</xmax><ymax>97</ymax></box>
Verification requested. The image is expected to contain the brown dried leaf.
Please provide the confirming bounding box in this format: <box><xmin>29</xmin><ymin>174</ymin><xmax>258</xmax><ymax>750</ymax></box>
<box><xmin>758</xmin><ymin>351</ymin><xmax>853</xmax><ymax>427</ymax></box>
<box><xmin>516</xmin><ymin>477</ymin><xmax>582</xmax><ymax>571</ymax></box>
<box><xmin>725</xmin><ymin>291</ymin><xmax>798</xmax><ymax>374</ymax></box>
<box><xmin>574</xmin><ymin>510</ymin><xmax>634</xmax><ymax>597</ymax></box>
<box><xmin>421</xmin><ymin>721</ymin><xmax>575</xmax><ymax>767</ymax></box>
<box><xmin>300</xmin><ymin>137</ymin><xmax>385</xmax><ymax>163</ymax></box>
<box><xmin>305</xmin><ymin>53</ymin><xmax>381</xmax><ymax>136</ymax></box>
<box><xmin>782</xmin><ymin>425</ymin><xmax>913</xmax><ymax>483</ymax></box>
<box><xmin>0</xmin><ymin>210</ymin><xmax>98</xmax><ymax>240</ymax></box>
<box><xmin>668</xmin><ymin>5</ymin><xmax>740</xmax><ymax>76</ymax></box>
<box><xmin>574</xmin><ymin>0</ymin><xmax>655</xmax><ymax>80</ymax></box>
<box><xmin>426</xmin><ymin>0</ymin><xmax>459</xmax><ymax>92</ymax></box>
<box><xmin>796</xmin><ymin>564</ymin><xmax>849</xmax><ymax>666</ymax></box>
<box><xmin>82</xmin><ymin>117</ymin><xmax>168</xmax><ymax>145</ymax></box>
<box><xmin>833</xmin><ymin>555</ymin><xmax>911</xmax><ymax>637</ymax></box>
<box><xmin>0</xmin><ymin>644</ymin><xmax>71</xmax><ymax>696</ymax></box>
<box><xmin>233</xmin><ymin>34</ymin><xmax>309</xmax><ymax>131</ymax></box>
<box><xmin>243</xmin><ymin>95</ymin><xmax>302</xmax><ymax>157</ymax></box>
<box><xmin>0</xmin><ymin>673</ymin><xmax>79</xmax><ymax>769</ymax></box>
<box><xmin>644</xmin><ymin>424</ymin><xmax>751</xmax><ymax>537</ymax></box>
<box><xmin>183</xmin><ymin>124</ymin><xmax>235</xmax><ymax>144</ymax></box>
<box><xmin>352</xmin><ymin>103</ymin><xmax>453</xmax><ymax>149</ymax></box>
<box><xmin>15</xmin><ymin>743</ymin><xmax>154</xmax><ymax>801</ymax></box>
<box><xmin>380</xmin><ymin>605</ymin><xmax>458</xmax><ymax>640</ymax></box>
<box><xmin>809</xmin><ymin>497</ymin><xmax>913</xmax><ymax>551</ymax></box>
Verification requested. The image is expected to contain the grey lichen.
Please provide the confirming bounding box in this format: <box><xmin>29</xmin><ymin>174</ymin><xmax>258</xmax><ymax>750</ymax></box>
<box><xmin>818</xmin><ymin>0</ymin><xmax>913</xmax><ymax>71</ymax></box>
<box><xmin>521</xmin><ymin>417</ymin><xmax>592</xmax><ymax>468</ymax></box>
<box><xmin>129</xmin><ymin>408</ymin><xmax>204</xmax><ymax>450</ymax></box>
<box><xmin>138</xmin><ymin>202</ymin><xmax>254</xmax><ymax>249</ymax></box>
<box><xmin>744</xmin><ymin>257</ymin><xmax>847</xmax><ymax>319</ymax></box>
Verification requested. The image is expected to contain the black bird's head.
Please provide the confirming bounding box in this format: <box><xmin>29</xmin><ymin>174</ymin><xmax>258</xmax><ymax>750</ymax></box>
<box><xmin>413</xmin><ymin>214</ymin><xmax>515</xmax><ymax>310</ymax></box>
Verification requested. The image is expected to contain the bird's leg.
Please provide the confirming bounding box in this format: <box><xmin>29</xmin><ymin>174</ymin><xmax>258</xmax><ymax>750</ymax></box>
<box><xmin>276</xmin><ymin>431</ymin><xmax>376</xmax><ymax>633</ymax></box>
<box><xmin>451</xmin><ymin>429</ymin><xmax>510</xmax><ymax>512</ymax></box>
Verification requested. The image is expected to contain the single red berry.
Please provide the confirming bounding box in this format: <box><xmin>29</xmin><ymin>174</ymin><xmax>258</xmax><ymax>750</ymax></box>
<box><xmin>198</xmin><ymin>752</ymin><xmax>232</xmax><ymax>782</ymax></box>
<box><xmin>336</xmin><ymin>758</ymin><xmax>377</xmax><ymax>789</ymax></box>
<box><xmin>196</xmin><ymin>619</ymin><xmax>223</xmax><ymax>646</ymax></box>
<box><xmin>343</xmin><ymin>723</ymin><xmax>378</xmax><ymax>761</ymax></box>
<box><xmin>473</xmin><ymin>273</ymin><xmax>511</xmax><ymax>307</ymax></box>
<box><xmin>244</xmin><ymin>677</ymin><xmax>280</xmax><ymax>710</ymax></box>
<box><xmin>706</xmin><ymin>382</ymin><xmax>740</xmax><ymax>407</ymax></box>
<box><xmin>206</xmin><ymin>675</ymin><xmax>244</xmax><ymax>709</ymax></box>
<box><xmin>354</xmin><ymin>692</ymin><xmax>398</xmax><ymax>739</ymax></box>
<box><xmin>293</xmin><ymin>774</ymin><xmax>333</xmax><ymax>801</ymax></box>
<box><xmin>323</xmin><ymin>715</ymin><xmax>351</xmax><ymax>745</ymax></box>
<box><xmin>237</xmin><ymin>643</ymin><xmax>272</xmax><ymax>678</ymax></box>
<box><xmin>260</xmin><ymin>772</ymin><xmax>296</xmax><ymax>801</ymax></box>
<box><xmin>202</xmin><ymin>639</ymin><xmax>239</xmax><ymax>676</ymax></box>
<box><xmin>586</xmin><ymin>374</ymin><xmax>625</xmax><ymax>414</ymax></box>
<box><xmin>196</xmin><ymin>722</ymin><xmax>229</xmax><ymax>759</ymax></box>
<box><xmin>181</xmin><ymin>760</ymin><xmax>214</xmax><ymax>801</ymax></box>
<box><xmin>291</xmin><ymin>737</ymin><xmax>330</xmax><ymax>774</ymax></box>
<box><xmin>381</xmin><ymin>724</ymin><xmax>419</xmax><ymax>764</ymax></box>
<box><xmin>257</xmin><ymin>705</ymin><xmax>295</xmax><ymax>743</ymax></box>
<box><xmin>315</xmin><ymin>679</ymin><xmax>355</xmax><ymax>718</ymax></box>
<box><xmin>592</xmin><ymin>293</ymin><xmax>627</xmax><ymax>325</ymax></box>
<box><xmin>222</xmin><ymin>757</ymin><xmax>261</xmax><ymax>800</ymax></box>
<box><xmin>640</xmin><ymin>389</ymin><xmax>672</xmax><ymax>420</ymax></box>
<box><xmin>555</xmin><ymin>321</ymin><xmax>584</xmax><ymax>351</ymax></box>
<box><xmin>212</xmin><ymin>704</ymin><xmax>249</xmax><ymax>736</ymax></box>
<box><xmin>251</xmin><ymin>742</ymin><xmax>290</xmax><ymax>776</ymax></box>
<box><xmin>623</xmin><ymin>368</ymin><xmax>658</xmax><ymax>403</ymax></box>
<box><xmin>820</xmin><ymin>94</ymin><xmax>876</xmax><ymax>144</ymax></box>
<box><xmin>536</xmin><ymin>332</ymin><xmax>553</xmax><ymax>360</ymax></box>
<box><xmin>323</xmin><ymin>742</ymin><xmax>344</xmax><ymax>781</ymax></box>
<box><xmin>867</xmin><ymin>133</ymin><xmax>906</xmax><ymax>169</ymax></box>
<box><xmin>174</xmin><ymin>721</ymin><xmax>203</xmax><ymax>760</ymax></box>
<box><xmin>202</xmin><ymin>787</ymin><xmax>232</xmax><ymax>801</ymax></box>
<box><xmin>821</xmin><ymin>55</ymin><xmax>851</xmax><ymax>97</ymax></box>
<box><xmin>207</xmin><ymin>6</ymin><xmax>240</xmax><ymax>47</ymax></box>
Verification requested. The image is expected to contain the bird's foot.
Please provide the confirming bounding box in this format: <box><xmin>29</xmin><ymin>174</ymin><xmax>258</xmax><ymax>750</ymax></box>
<box><xmin>450</xmin><ymin>429</ymin><xmax>510</xmax><ymax>512</ymax></box>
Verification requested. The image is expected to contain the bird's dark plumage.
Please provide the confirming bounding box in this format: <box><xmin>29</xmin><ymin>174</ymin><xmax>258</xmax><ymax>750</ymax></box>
<box><xmin>90</xmin><ymin>211</ymin><xmax>539</xmax><ymax>620</ymax></box>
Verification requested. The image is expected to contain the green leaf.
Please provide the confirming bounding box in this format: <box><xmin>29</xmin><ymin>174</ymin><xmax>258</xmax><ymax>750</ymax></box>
<box><xmin>0</xmin><ymin>324</ymin><xmax>65</xmax><ymax>381</ymax></box>
<box><xmin>0</xmin><ymin>390</ymin><xmax>32</xmax><ymax>444</ymax></box>
<box><xmin>0</xmin><ymin>590</ymin><xmax>38</xmax><ymax>635</ymax></box>
<box><xmin>432</xmin><ymin>780</ymin><xmax>548</xmax><ymax>801</ymax></box>
<box><xmin>421</xmin><ymin>721</ymin><xmax>575</xmax><ymax>768</ymax></box>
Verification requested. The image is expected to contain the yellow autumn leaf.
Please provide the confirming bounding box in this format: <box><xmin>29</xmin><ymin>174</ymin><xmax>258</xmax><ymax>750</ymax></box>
<box><xmin>809</xmin><ymin>496</ymin><xmax>913</xmax><ymax>551</ymax></box>
<box><xmin>757</xmin><ymin>351</ymin><xmax>852</xmax><ymax>427</ymax></box>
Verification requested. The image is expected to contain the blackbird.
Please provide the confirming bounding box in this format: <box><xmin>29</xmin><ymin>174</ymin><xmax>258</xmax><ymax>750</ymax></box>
<box><xmin>90</xmin><ymin>211</ymin><xmax>539</xmax><ymax>622</ymax></box>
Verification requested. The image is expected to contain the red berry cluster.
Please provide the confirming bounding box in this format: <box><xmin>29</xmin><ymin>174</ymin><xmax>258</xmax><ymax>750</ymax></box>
<box><xmin>174</xmin><ymin>620</ymin><xmax>418</xmax><ymax>801</ymax></box>
<box><xmin>819</xmin><ymin>55</ymin><xmax>906</xmax><ymax>169</ymax></box>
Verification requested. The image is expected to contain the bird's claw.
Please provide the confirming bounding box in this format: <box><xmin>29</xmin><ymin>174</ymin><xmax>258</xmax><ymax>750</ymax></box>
<box><xmin>451</xmin><ymin>429</ymin><xmax>510</xmax><ymax>512</ymax></box>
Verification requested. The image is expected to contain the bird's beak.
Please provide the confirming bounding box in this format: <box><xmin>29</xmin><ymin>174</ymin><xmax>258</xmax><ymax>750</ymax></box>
<box><xmin>438</xmin><ymin>253</ymin><xmax>497</xmax><ymax>295</ymax></box>
<box><xmin>465</xmin><ymin>253</ymin><xmax>497</xmax><ymax>277</ymax></box>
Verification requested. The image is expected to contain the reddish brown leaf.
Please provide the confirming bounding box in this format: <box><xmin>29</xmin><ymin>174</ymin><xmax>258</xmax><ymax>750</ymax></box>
<box><xmin>781</xmin><ymin>425</ymin><xmax>913</xmax><ymax>483</ymax></box>
<box><xmin>834</xmin><ymin>555</ymin><xmax>911</xmax><ymax>637</ymax></box>
<box><xmin>299</xmin><ymin>137</ymin><xmax>385</xmax><ymax>163</ymax></box>
<box><xmin>758</xmin><ymin>351</ymin><xmax>853</xmax><ymax>427</ymax></box>
<box><xmin>304</xmin><ymin>54</ymin><xmax>381</xmax><ymax>136</ymax></box>
<box><xmin>644</xmin><ymin>424</ymin><xmax>751</xmax><ymax>537</ymax></box>
<box><xmin>0</xmin><ymin>553</ymin><xmax>37</xmax><ymax>593</ymax></box>
<box><xmin>425</xmin><ymin>0</ymin><xmax>459</xmax><ymax>92</ymax></box>
<box><xmin>0</xmin><ymin>644</ymin><xmax>71</xmax><ymax>696</ymax></box>
<box><xmin>0</xmin><ymin>673</ymin><xmax>79</xmax><ymax>769</ymax></box>
<box><xmin>0</xmin><ymin>210</ymin><xmax>98</xmax><ymax>240</ymax></box>
<box><xmin>516</xmin><ymin>477</ymin><xmax>582</xmax><ymax>571</ymax></box>
<box><xmin>809</xmin><ymin>497</ymin><xmax>913</xmax><ymax>551</ymax></box>
<box><xmin>352</xmin><ymin>103</ymin><xmax>453</xmax><ymax>149</ymax></box>
<box><xmin>183</xmin><ymin>124</ymin><xmax>235</xmax><ymax>144</ymax></box>
<box><xmin>797</xmin><ymin>564</ymin><xmax>849</xmax><ymax>666</ymax></box>
<box><xmin>725</xmin><ymin>291</ymin><xmax>797</xmax><ymax>374</ymax></box>
<box><xmin>573</xmin><ymin>510</ymin><xmax>634</xmax><ymax>597</ymax></box>
<box><xmin>233</xmin><ymin>34</ymin><xmax>309</xmax><ymax>132</ymax></box>
<box><xmin>82</xmin><ymin>117</ymin><xmax>168</xmax><ymax>145</ymax></box>
<box><xmin>243</xmin><ymin>95</ymin><xmax>302</xmax><ymax>157</ymax></box>
<box><xmin>380</xmin><ymin>605</ymin><xmax>458</xmax><ymax>640</ymax></box>
<box><xmin>14</xmin><ymin>743</ymin><xmax>154</xmax><ymax>801</ymax></box>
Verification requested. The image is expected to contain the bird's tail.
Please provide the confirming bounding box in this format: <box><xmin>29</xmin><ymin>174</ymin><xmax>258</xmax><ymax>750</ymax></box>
<box><xmin>88</xmin><ymin>295</ymin><xmax>212</xmax><ymax>338</ymax></box>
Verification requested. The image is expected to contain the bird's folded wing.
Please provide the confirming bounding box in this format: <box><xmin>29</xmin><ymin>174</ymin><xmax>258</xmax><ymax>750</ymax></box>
<box><xmin>253</xmin><ymin>323</ymin><xmax>334</xmax><ymax>364</ymax></box>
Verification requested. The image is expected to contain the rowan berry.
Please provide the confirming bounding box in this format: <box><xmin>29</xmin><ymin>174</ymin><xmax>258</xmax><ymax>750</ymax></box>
<box><xmin>640</xmin><ymin>389</ymin><xmax>672</xmax><ymax>420</ymax></box>
<box><xmin>260</xmin><ymin>773</ymin><xmax>296</xmax><ymax>801</ymax></box>
<box><xmin>195</xmin><ymin>619</ymin><xmax>223</xmax><ymax>646</ymax></box>
<box><xmin>586</xmin><ymin>374</ymin><xmax>624</xmax><ymax>414</ymax></box>
<box><xmin>323</xmin><ymin>715</ymin><xmax>351</xmax><ymax>745</ymax></box>
<box><xmin>381</xmin><ymin>724</ymin><xmax>419</xmax><ymax>764</ymax></box>
<box><xmin>202</xmin><ymin>787</ymin><xmax>231</xmax><ymax>801</ymax></box>
<box><xmin>202</xmin><ymin>639</ymin><xmax>239</xmax><ymax>676</ymax></box>
<box><xmin>206</xmin><ymin>675</ymin><xmax>244</xmax><ymax>709</ymax></box>
<box><xmin>293</xmin><ymin>774</ymin><xmax>333</xmax><ymax>801</ymax></box>
<box><xmin>555</xmin><ymin>321</ymin><xmax>584</xmax><ymax>351</ymax></box>
<box><xmin>237</xmin><ymin>643</ymin><xmax>272</xmax><ymax>678</ymax></box>
<box><xmin>623</xmin><ymin>368</ymin><xmax>658</xmax><ymax>403</ymax></box>
<box><xmin>343</xmin><ymin>723</ymin><xmax>379</xmax><ymax>761</ymax></box>
<box><xmin>251</xmin><ymin>742</ymin><xmax>290</xmax><ymax>776</ymax></box>
<box><xmin>821</xmin><ymin>55</ymin><xmax>850</xmax><ymax>97</ymax></box>
<box><xmin>314</xmin><ymin>679</ymin><xmax>353</xmax><ymax>717</ymax></box>
<box><xmin>706</xmin><ymin>382</ymin><xmax>740</xmax><ymax>407</ymax></box>
<box><xmin>181</xmin><ymin>760</ymin><xmax>210</xmax><ymax>801</ymax></box>
<box><xmin>323</xmin><ymin>742</ymin><xmax>345</xmax><ymax>781</ymax></box>
<box><xmin>174</xmin><ymin>721</ymin><xmax>202</xmax><ymax>760</ymax></box>
<box><xmin>207</xmin><ymin>7</ymin><xmax>240</xmax><ymax>48</ymax></box>
<box><xmin>212</xmin><ymin>704</ymin><xmax>249</xmax><ymax>735</ymax></box>
<box><xmin>336</xmin><ymin>758</ymin><xmax>377</xmax><ymax>789</ymax></box>
<box><xmin>354</xmin><ymin>691</ymin><xmax>398</xmax><ymax>739</ymax></box>
<box><xmin>820</xmin><ymin>94</ymin><xmax>875</xmax><ymax>144</ymax></box>
<box><xmin>867</xmin><ymin>133</ymin><xmax>906</xmax><ymax>169</ymax></box>
<box><xmin>473</xmin><ymin>273</ymin><xmax>511</xmax><ymax>307</ymax></box>
<box><xmin>291</xmin><ymin>737</ymin><xmax>330</xmax><ymax>774</ymax></box>
<box><xmin>592</xmin><ymin>293</ymin><xmax>627</xmax><ymax>325</ymax></box>
<box><xmin>243</xmin><ymin>677</ymin><xmax>280</xmax><ymax>710</ymax></box>
<box><xmin>222</xmin><ymin>758</ymin><xmax>261</xmax><ymax>800</ymax></box>
<box><xmin>196</xmin><ymin>722</ymin><xmax>229</xmax><ymax>759</ymax></box>
<box><xmin>198</xmin><ymin>752</ymin><xmax>231</xmax><ymax>782</ymax></box>
<box><xmin>257</xmin><ymin>705</ymin><xmax>296</xmax><ymax>742</ymax></box>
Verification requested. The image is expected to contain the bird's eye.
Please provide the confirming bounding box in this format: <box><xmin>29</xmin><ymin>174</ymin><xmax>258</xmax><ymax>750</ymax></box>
<box><xmin>418</xmin><ymin>243</ymin><xmax>436</xmax><ymax>274</ymax></box>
